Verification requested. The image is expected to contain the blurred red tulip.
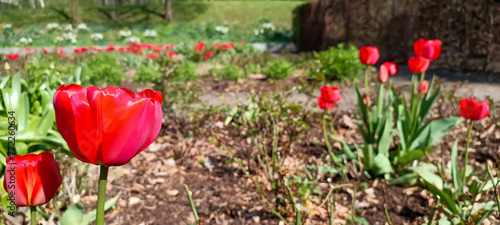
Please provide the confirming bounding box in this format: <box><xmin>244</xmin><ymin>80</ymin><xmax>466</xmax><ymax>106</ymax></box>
<box><xmin>153</xmin><ymin>49</ymin><xmax>162</xmax><ymax>53</ymax></box>
<box><xmin>203</xmin><ymin>51</ymin><xmax>213</xmax><ymax>60</ymax></box>
<box><xmin>381</xmin><ymin>62</ymin><xmax>398</xmax><ymax>76</ymax></box>
<box><xmin>320</xmin><ymin>86</ymin><xmax>341</xmax><ymax>102</ymax></box>
<box><xmin>317</xmin><ymin>97</ymin><xmax>335</xmax><ymax>110</ymax></box>
<box><xmin>318</xmin><ymin>86</ymin><xmax>340</xmax><ymax>110</ymax></box>
<box><xmin>53</xmin><ymin>85</ymin><xmax>163</xmax><ymax>166</ymax></box>
<box><xmin>145</xmin><ymin>53</ymin><xmax>159</xmax><ymax>59</ymax></box>
<box><xmin>6</xmin><ymin>54</ymin><xmax>19</xmax><ymax>60</ymax></box>
<box><xmin>418</xmin><ymin>80</ymin><xmax>429</xmax><ymax>94</ymax></box>
<box><xmin>414</xmin><ymin>38</ymin><xmax>441</xmax><ymax>61</ymax></box>
<box><xmin>408</xmin><ymin>56</ymin><xmax>430</xmax><ymax>74</ymax></box>
<box><xmin>378</xmin><ymin>65</ymin><xmax>389</xmax><ymax>83</ymax></box>
<box><xmin>459</xmin><ymin>99</ymin><xmax>489</xmax><ymax>121</ymax></box>
<box><xmin>3</xmin><ymin>152</ymin><xmax>62</xmax><ymax>207</ymax></box>
<box><xmin>359</xmin><ymin>46</ymin><xmax>379</xmax><ymax>65</ymax></box>
<box><xmin>106</xmin><ymin>42</ymin><xmax>116</xmax><ymax>52</ymax></box>
<box><xmin>167</xmin><ymin>52</ymin><xmax>175</xmax><ymax>59</ymax></box>
<box><xmin>195</xmin><ymin>41</ymin><xmax>206</xmax><ymax>51</ymax></box>
<box><xmin>42</xmin><ymin>48</ymin><xmax>49</xmax><ymax>54</ymax></box>
<box><xmin>240</xmin><ymin>41</ymin><xmax>244</xmax><ymax>45</ymax></box>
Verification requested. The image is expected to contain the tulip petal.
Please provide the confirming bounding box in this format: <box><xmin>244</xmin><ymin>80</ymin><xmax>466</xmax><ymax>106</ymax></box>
<box><xmin>70</xmin><ymin>86</ymin><xmax>104</xmax><ymax>164</ymax></box>
<box><xmin>100</xmin><ymin>88</ymin><xmax>162</xmax><ymax>166</ymax></box>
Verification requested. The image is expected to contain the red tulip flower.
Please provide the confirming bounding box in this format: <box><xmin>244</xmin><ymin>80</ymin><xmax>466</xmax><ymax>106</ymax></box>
<box><xmin>153</xmin><ymin>49</ymin><xmax>162</xmax><ymax>53</ymax></box>
<box><xmin>145</xmin><ymin>53</ymin><xmax>159</xmax><ymax>59</ymax></box>
<box><xmin>195</xmin><ymin>41</ymin><xmax>206</xmax><ymax>51</ymax></box>
<box><xmin>378</xmin><ymin>66</ymin><xmax>389</xmax><ymax>83</ymax></box>
<box><xmin>318</xmin><ymin>86</ymin><xmax>341</xmax><ymax>110</ymax></box>
<box><xmin>359</xmin><ymin>46</ymin><xmax>379</xmax><ymax>66</ymax></box>
<box><xmin>53</xmin><ymin>85</ymin><xmax>163</xmax><ymax>167</ymax></box>
<box><xmin>240</xmin><ymin>41</ymin><xmax>244</xmax><ymax>45</ymax></box>
<box><xmin>167</xmin><ymin>52</ymin><xmax>175</xmax><ymax>59</ymax></box>
<box><xmin>459</xmin><ymin>99</ymin><xmax>489</xmax><ymax>121</ymax></box>
<box><xmin>203</xmin><ymin>51</ymin><xmax>213</xmax><ymax>60</ymax></box>
<box><xmin>317</xmin><ymin>97</ymin><xmax>335</xmax><ymax>110</ymax></box>
<box><xmin>408</xmin><ymin>56</ymin><xmax>430</xmax><ymax>74</ymax></box>
<box><xmin>418</xmin><ymin>80</ymin><xmax>429</xmax><ymax>94</ymax></box>
<box><xmin>3</xmin><ymin>152</ymin><xmax>62</xmax><ymax>207</ymax></box>
<box><xmin>106</xmin><ymin>42</ymin><xmax>115</xmax><ymax>52</ymax></box>
<box><xmin>6</xmin><ymin>54</ymin><xmax>19</xmax><ymax>60</ymax></box>
<box><xmin>320</xmin><ymin>86</ymin><xmax>341</xmax><ymax>103</ymax></box>
<box><xmin>42</xmin><ymin>48</ymin><xmax>49</xmax><ymax>54</ymax></box>
<box><xmin>414</xmin><ymin>38</ymin><xmax>441</xmax><ymax>61</ymax></box>
<box><xmin>381</xmin><ymin>62</ymin><xmax>398</xmax><ymax>76</ymax></box>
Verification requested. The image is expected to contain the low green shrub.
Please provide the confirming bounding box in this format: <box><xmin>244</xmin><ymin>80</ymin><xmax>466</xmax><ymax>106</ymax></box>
<box><xmin>82</xmin><ymin>54</ymin><xmax>124</xmax><ymax>86</ymax></box>
<box><xmin>245</xmin><ymin>63</ymin><xmax>261</xmax><ymax>75</ymax></box>
<box><xmin>264</xmin><ymin>59</ymin><xmax>294</xmax><ymax>80</ymax></box>
<box><xmin>211</xmin><ymin>64</ymin><xmax>245</xmax><ymax>81</ymax></box>
<box><xmin>134</xmin><ymin>65</ymin><xmax>163</xmax><ymax>84</ymax></box>
<box><xmin>315</xmin><ymin>43</ymin><xmax>363</xmax><ymax>82</ymax></box>
<box><xmin>170</xmin><ymin>62</ymin><xmax>199</xmax><ymax>82</ymax></box>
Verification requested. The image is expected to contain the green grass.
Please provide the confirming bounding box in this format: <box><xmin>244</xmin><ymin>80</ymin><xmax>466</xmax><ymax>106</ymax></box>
<box><xmin>0</xmin><ymin>1</ymin><xmax>305</xmax><ymax>29</ymax></box>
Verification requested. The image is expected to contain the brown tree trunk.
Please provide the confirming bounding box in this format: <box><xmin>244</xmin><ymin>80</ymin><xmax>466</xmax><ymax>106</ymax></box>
<box><xmin>69</xmin><ymin>0</ymin><xmax>81</xmax><ymax>23</ymax></box>
<box><xmin>165</xmin><ymin>0</ymin><xmax>172</xmax><ymax>21</ymax></box>
<box><xmin>111</xmin><ymin>0</ymin><xmax>117</xmax><ymax>20</ymax></box>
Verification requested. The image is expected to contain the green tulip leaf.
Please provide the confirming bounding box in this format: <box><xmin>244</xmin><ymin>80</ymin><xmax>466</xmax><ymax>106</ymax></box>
<box><xmin>81</xmin><ymin>192</ymin><xmax>122</xmax><ymax>225</ymax></box>
<box><xmin>60</xmin><ymin>202</ymin><xmax>84</xmax><ymax>225</ymax></box>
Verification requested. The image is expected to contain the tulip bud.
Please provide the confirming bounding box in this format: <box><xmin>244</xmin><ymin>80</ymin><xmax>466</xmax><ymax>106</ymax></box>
<box><xmin>487</xmin><ymin>159</ymin><xmax>494</xmax><ymax>168</ymax></box>
<box><xmin>418</xmin><ymin>80</ymin><xmax>429</xmax><ymax>94</ymax></box>
<box><xmin>362</xmin><ymin>94</ymin><xmax>371</xmax><ymax>106</ymax></box>
<box><xmin>378</xmin><ymin>65</ymin><xmax>389</xmax><ymax>83</ymax></box>
<box><xmin>4</xmin><ymin>62</ymin><xmax>10</xmax><ymax>70</ymax></box>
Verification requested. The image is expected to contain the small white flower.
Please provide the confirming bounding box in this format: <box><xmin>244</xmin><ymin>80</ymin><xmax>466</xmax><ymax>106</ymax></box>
<box><xmin>144</xmin><ymin>29</ymin><xmax>157</xmax><ymax>38</ymax></box>
<box><xmin>124</xmin><ymin>36</ymin><xmax>140</xmax><ymax>43</ymax></box>
<box><xmin>55</xmin><ymin>36</ymin><xmax>64</xmax><ymax>42</ymax></box>
<box><xmin>215</xmin><ymin>26</ymin><xmax>229</xmax><ymax>34</ymax></box>
<box><xmin>46</xmin><ymin>23</ymin><xmax>60</xmax><ymax>31</ymax></box>
<box><xmin>63</xmin><ymin>24</ymin><xmax>73</xmax><ymax>31</ymax></box>
<box><xmin>262</xmin><ymin>22</ymin><xmax>275</xmax><ymax>31</ymax></box>
<box><xmin>62</xmin><ymin>32</ymin><xmax>77</xmax><ymax>43</ymax></box>
<box><xmin>3</xmin><ymin>24</ymin><xmax>12</xmax><ymax>29</ymax></box>
<box><xmin>119</xmin><ymin>30</ymin><xmax>132</xmax><ymax>38</ymax></box>
<box><xmin>253</xmin><ymin>29</ymin><xmax>260</xmax><ymax>36</ymax></box>
<box><xmin>18</xmin><ymin>37</ymin><xmax>33</xmax><ymax>45</ymax></box>
<box><xmin>90</xmin><ymin>33</ymin><xmax>104</xmax><ymax>41</ymax></box>
<box><xmin>77</xmin><ymin>23</ymin><xmax>89</xmax><ymax>31</ymax></box>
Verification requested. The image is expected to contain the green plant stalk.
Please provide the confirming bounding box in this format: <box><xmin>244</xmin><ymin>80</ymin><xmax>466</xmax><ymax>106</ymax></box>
<box><xmin>427</xmin><ymin>207</ymin><xmax>437</xmax><ymax>225</ymax></box>
<box><xmin>96</xmin><ymin>165</ymin><xmax>109</xmax><ymax>225</ymax></box>
<box><xmin>462</xmin><ymin>121</ymin><xmax>473</xmax><ymax>188</ymax></box>
<box><xmin>284</xmin><ymin>180</ymin><xmax>302</xmax><ymax>225</ymax></box>
<box><xmin>323</xmin><ymin>115</ymin><xmax>340</xmax><ymax>164</ymax></box>
<box><xmin>31</xmin><ymin>206</ymin><xmax>36</xmax><ymax>225</ymax></box>
<box><xmin>329</xmin><ymin>194</ymin><xmax>335</xmax><ymax>225</ymax></box>
<box><xmin>384</xmin><ymin>206</ymin><xmax>392</xmax><ymax>225</ymax></box>
<box><xmin>233</xmin><ymin>156</ymin><xmax>288</xmax><ymax>223</ymax></box>
<box><xmin>184</xmin><ymin>185</ymin><xmax>199</xmax><ymax>223</ymax></box>
<box><xmin>364</xmin><ymin>67</ymin><xmax>370</xmax><ymax>95</ymax></box>
<box><xmin>486</xmin><ymin>163</ymin><xmax>500</xmax><ymax>215</ymax></box>
<box><xmin>420</xmin><ymin>72</ymin><xmax>426</xmax><ymax>83</ymax></box>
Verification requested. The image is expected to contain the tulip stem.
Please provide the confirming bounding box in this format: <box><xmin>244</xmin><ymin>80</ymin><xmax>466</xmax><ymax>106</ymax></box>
<box><xmin>364</xmin><ymin>67</ymin><xmax>370</xmax><ymax>95</ymax></box>
<box><xmin>96</xmin><ymin>165</ymin><xmax>109</xmax><ymax>225</ymax></box>
<box><xmin>462</xmin><ymin>121</ymin><xmax>473</xmax><ymax>188</ymax></box>
<box><xmin>420</xmin><ymin>72</ymin><xmax>426</xmax><ymax>83</ymax></box>
<box><xmin>30</xmin><ymin>206</ymin><xmax>36</xmax><ymax>225</ymax></box>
